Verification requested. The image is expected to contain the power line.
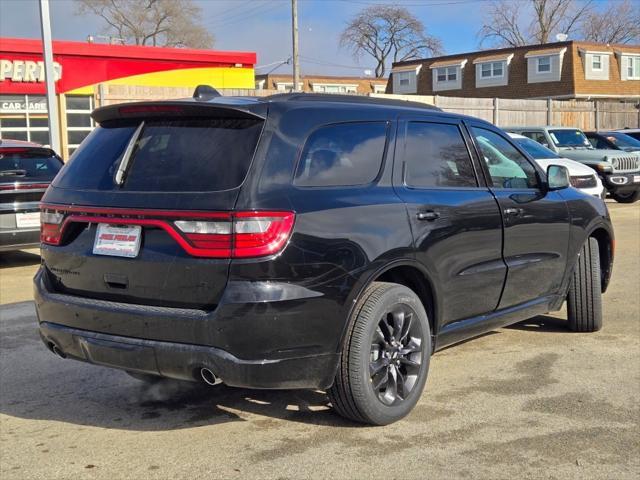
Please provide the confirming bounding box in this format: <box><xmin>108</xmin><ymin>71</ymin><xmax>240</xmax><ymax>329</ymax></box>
<box><xmin>205</xmin><ymin>1</ymin><xmax>284</xmax><ymax>29</ymax></box>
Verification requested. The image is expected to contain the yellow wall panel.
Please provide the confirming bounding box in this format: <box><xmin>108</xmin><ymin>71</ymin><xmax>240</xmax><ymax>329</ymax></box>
<box><xmin>66</xmin><ymin>67</ymin><xmax>255</xmax><ymax>95</ymax></box>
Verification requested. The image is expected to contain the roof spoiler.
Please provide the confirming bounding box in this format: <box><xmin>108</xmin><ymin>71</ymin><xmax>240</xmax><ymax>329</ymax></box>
<box><xmin>91</xmin><ymin>100</ymin><xmax>266</xmax><ymax>124</ymax></box>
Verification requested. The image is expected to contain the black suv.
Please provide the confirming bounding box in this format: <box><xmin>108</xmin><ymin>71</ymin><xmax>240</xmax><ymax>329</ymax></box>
<box><xmin>1</xmin><ymin>140</ymin><xmax>63</xmax><ymax>251</ymax></box>
<box><xmin>35</xmin><ymin>90</ymin><xmax>614</xmax><ymax>425</ymax></box>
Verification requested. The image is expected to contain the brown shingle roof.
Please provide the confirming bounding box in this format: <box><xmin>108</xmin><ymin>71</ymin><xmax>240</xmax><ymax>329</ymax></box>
<box><xmin>472</xmin><ymin>53</ymin><xmax>514</xmax><ymax>64</ymax></box>
<box><xmin>429</xmin><ymin>59</ymin><xmax>467</xmax><ymax>68</ymax></box>
<box><xmin>525</xmin><ymin>47</ymin><xmax>567</xmax><ymax>57</ymax></box>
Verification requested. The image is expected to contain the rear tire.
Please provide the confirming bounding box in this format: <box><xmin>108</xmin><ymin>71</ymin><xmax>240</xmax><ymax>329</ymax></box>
<box><xmin>611</xmin><ymin>190</ymin><xmax>639</xmax><ymax>203</ymax></box>
<box><xmin>328</xmin><ymin>282</ymin><xmax>431</xmax><ymax>425</ymax></box>
<box><xmin>567</xmin><ymin>237</ymin><xmax>603</xmax><ymax>332</ymax></box>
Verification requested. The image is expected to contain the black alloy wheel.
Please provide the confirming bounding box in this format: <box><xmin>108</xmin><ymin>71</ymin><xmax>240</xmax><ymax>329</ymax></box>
<box><xmin>369</xmin><ymin>306</ymin><xmax>423</xmax><ymax>406</ymax></box>
<box><xmin>329</xmin><ymin>282</ymin><xmax>431</xmax><ymax>425</ymax></box>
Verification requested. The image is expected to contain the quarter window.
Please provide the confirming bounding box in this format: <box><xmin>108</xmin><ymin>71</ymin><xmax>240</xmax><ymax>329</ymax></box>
<box><xmin>403</xmin><ymin>122</ymin><xmax>477</xmax><ymax>189</ymax></box>
<box><xmin>472</xmin><ymin>127</ymin><xmax>539</xmax><ymax>189</ymax></box>
<box><xmin>294</xmin><ymin>122</ymin><xmax>387</xmax><ymax>187</ymax></box>
<box><xmin>537</xmin><ymin>56</ymin><xmax>551</xmax><ymax>73</ymax></box>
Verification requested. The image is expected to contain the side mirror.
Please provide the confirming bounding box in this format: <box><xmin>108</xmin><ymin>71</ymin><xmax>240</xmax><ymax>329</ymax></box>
<box><xmin>547</xmin><ymin>164</ymin><xmax>571</xmax><ymax>190</ymax></box>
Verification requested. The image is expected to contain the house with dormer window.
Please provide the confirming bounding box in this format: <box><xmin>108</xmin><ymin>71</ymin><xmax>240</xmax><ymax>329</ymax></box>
<box><xmin>389</xmin><ymin>41</ymin><xmax>640</xmax><ymax>100</ymax></box>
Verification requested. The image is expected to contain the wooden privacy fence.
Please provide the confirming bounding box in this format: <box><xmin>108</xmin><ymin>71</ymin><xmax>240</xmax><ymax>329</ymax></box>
<box><xmin>385</xmin><ymin>95</ymin><xmax>639</xmax><ymax>130</ymax></box>
<box><xmin>95</xmin><ymin>85</ymin><xmax>639</xmax><ymax>130</ymax></box>
<box><xmin>95</xmin><ymin>84</ymin><xmax>278</xmax><ymax>107</ymax></box>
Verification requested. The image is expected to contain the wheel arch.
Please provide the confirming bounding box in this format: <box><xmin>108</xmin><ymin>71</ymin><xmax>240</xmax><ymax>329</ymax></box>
<box><xmin>588</xmin><ymin>226</ymin><xmax>614</xmax><ymax>293</ymax></box>
<box><xmin>338</xmin><ymin>260</ymin><xmax>440</xmax><ymax>353</ymax></box>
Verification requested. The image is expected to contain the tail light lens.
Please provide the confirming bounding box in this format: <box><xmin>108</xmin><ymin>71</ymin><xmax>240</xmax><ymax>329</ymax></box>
<box><xmin>233</xmin><ymin>212</ymin><xmax>295</xmax><ymax>258</ymax></box>
<box><xmin>39</xmin><ymin>205</ymin><xmax>295</xmax><ymax>259</ymax></box>
<box><xmin>173</xmin><ymin>212</ymin><xmax>295</xmax><ymax>258</ymax></box>
<box><xmin>40</xmin><ymin>209</ymin><xmax>65</xmax><ymax>245</ymax></box>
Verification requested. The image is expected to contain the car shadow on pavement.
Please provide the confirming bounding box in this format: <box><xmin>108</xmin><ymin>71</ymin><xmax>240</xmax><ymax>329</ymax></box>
<box><xmin>509</xmin><ymin>314</ymin><xmax>568</xmax><ymax>332</ymax></box>
<box><xmin>0</xmin><ymin>305</ymin><xmax>568</xmax><ymax>432</ymax></box>
<box><xmin>0</xmin><ymin>369</ymin><xmax>362</xmax><ymax>431</ymax></box>
<box><xmin>0</xmin><ymin>249</ymin><xmax>40</xmax><ymax>268</ymax></box>
<box><xmin>0</xmin><ymin>304</ymin><xmax>361</xmax><ymax>430</ymax></box>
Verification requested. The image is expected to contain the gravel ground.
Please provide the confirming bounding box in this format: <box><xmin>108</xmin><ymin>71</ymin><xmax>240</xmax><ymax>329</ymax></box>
<box><xmin>0</xmin><ymin>201</ymin><xmax>638</xmax><ymax>480</ymax></box>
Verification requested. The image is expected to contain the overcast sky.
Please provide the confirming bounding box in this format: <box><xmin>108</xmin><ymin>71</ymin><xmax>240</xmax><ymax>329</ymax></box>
<box><xmin>0</xmin><ymin>0</ymin><xmax>615</xmax><ymax>77</ymax></box>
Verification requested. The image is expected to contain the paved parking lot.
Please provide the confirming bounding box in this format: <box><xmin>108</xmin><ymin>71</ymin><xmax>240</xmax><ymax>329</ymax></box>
<box><xmin>0</xmin><ymin>202</ymin><xmax>638</xmax><ymax>480</ymax></box>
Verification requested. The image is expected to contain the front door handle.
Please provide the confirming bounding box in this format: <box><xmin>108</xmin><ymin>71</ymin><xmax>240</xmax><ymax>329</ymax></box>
<box><xmin>417</xmin><ymin>211</ymin><xmax>440</xmax><ymax>221</ymax></box>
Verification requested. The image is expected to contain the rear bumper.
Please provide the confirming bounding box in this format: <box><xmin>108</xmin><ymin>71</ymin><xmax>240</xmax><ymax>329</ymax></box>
<box><xmin>34</xmin><ymin>268</ymin><xmax>340</xmax><ymax>389</ymax></box>
<box><xmin>38</xmin><ymin>322</ymin><xmax>337</xmax><ymax>389</ymax></box>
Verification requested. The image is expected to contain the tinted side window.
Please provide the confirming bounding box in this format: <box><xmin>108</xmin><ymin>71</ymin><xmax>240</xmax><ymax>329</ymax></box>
<box><xmin>404</xmin><ymin>122</ymin><xmax>477</xmax><ymax>188</ymax></box>
<box><xmin>472</xmin><ymin>127</ymin><xmax>539</xmax><ymax>189</ymax></box>
<box><xmin>294</xmin><ymin>122</ymin><xmax>387</xmax><ymax>187</ymax></box>
<box><xmin>522</xmin><ymin>131</ymin><xmax>548</xmax><ymax>146</ymax></box>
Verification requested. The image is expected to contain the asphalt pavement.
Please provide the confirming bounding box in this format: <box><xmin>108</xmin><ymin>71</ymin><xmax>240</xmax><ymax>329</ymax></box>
<box><xmin>0</xmin><ymin>201</ymin><xmax>638</xmax><ymax>479</ymax></box>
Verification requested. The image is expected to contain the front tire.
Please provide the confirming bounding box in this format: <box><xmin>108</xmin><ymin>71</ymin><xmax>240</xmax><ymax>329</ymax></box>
<box><xmin>567</xmin><ymin>237</ymin><xmax>603</xmax><ymax>332</ymax></box>
<box><xmin>611</xmin><ymin>190</ymin><xmax>639</xmax><ymax>203</ymax></box>
<box><xmin>328</xmin><ymin>282</ymin><xmax>431</xmax><ymax>425</ymax></box>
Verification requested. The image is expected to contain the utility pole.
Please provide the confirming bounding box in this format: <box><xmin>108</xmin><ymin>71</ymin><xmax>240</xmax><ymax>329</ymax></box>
<box><xmin>38</xmin><ymin>0</ymin><xmax>60</xmax><ymax>154</ymax></box>
<box><xmin>291</xmin><ymin>0</ymin><xmax>300</xmax><ymax>92</ymax></box>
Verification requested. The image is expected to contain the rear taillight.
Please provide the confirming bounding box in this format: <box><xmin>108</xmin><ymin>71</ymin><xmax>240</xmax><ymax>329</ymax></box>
<box><xmin>39</xmin><ymin>205</ymin><xmax>295</xmax><ymax>258</ymax></box>
<box><xmin>40</xmin><ymin>209</ymin><xmax>65</xmax><ymax>245</ymax></box>
<box><xmin>173</xmin><ymin>212</ymin><xmax>295</xmax><ymax>258</ymax></box>
<box><xmin>233</xmin><ymin>212</ymin><xmax>295</xmax><ymax>258</ymax></box>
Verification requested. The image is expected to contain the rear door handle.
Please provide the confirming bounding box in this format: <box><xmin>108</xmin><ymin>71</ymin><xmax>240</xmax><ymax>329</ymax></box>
<box><xmin>417</xmin><ymin>211</ymin><xmax>440</xmax><ymax>221</ymax></box>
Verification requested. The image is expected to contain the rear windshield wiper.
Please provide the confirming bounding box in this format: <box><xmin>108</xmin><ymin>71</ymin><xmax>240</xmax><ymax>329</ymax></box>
<box><xmin>0</xmin><ymin>169</ymin><xmax>27</xmax><ymax>177</ymax></box>
<box><xmin>114</xmin><ymin>121</ymin><xmax>145</xmax><ymax>186</ymax></box>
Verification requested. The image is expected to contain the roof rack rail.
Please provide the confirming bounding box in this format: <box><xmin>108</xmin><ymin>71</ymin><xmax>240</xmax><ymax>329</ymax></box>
<box><xmin>193</xmin><ymin>85</ymin><xmax>221</xmax><ymax>101</ymax></box>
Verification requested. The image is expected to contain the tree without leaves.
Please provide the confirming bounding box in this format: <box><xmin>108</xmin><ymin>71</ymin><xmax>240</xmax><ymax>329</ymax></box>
<box><xmin>479</xmin><ymin>0</ymin><xmax>593</xmax><ymax>48</ymax></box>
<box><xmin>76</xmin><ymin>0</ymin><xmax>214</xmax><ymax>49</ymax></box>
<box><xmin>340</xmin><ymin>5</ymin><xmax>443</xmax><ymax>78</ymax></box>
<box><xmin>580</xmin><ymin>0</ymin><xmax>640</xmax><ymax>44</ymax></box>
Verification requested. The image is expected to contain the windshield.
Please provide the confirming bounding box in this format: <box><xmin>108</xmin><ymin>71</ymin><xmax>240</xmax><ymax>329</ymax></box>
<box><xmin>602</xmin><ymin>132</ymin><xmax>640</xmax><ymax>149</ymax></box>
<box><xmin>54</xmin><ymin>118</ymin><xmax>264</xmax><ymax>192</ymax></box>
<box><xmin>0</xmin><ymin>150</ymin><xmax>62</xmax><ymax>182</ymax></box>
<box><xmin>514</xmin><ymin>137</ymin><xmax>560</xmax><ymax>159</ymax></box>
<box><xmin>549</xmin><ymin>129</ymin><xmax>592</xmax><ymax>148</ymax></box>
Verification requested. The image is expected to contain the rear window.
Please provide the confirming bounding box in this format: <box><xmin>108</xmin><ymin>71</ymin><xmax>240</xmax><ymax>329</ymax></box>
<box><xmin>53</xmin><ymin>118</ymin><xmax>263</xmax><ymax>192</ymax></box>
<box><xmin>0</xmin><ymin>150</ymin><xmax>62</xmax><ymax>181</ymax></box>
<box><xmin>294</xmin><ymin>122</ymin><xmax>388</xmax><ymax>187</ymax></box>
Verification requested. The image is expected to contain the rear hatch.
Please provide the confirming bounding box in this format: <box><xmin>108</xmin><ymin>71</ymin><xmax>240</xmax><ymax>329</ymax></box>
<box><xmin>40</xmin><ymin>101</ymin><xmax>267</xmax><ymax>309</ymax></box>
<box><xmin>0</xmin><ymin>146</ymin><xmax>62</xmax><ymax>234</ymax></box>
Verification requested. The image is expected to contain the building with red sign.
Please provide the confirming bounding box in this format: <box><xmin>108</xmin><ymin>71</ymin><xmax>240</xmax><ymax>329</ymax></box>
<box><xmin>0</xmin><ymin>37</ymin><xmax>256</xmax><ymax>157</ymax></box>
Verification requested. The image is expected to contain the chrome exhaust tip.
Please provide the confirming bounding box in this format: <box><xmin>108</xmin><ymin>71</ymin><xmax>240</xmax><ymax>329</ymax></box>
<box><xmin>51</xmin><ymin>344</ymin><xmax>66</xmax><ymax>359</ymax></box>
<box><xmin>200</xmin><ymin>367</ymin><xmax>221</xmax><ymax>386</ymax></box>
